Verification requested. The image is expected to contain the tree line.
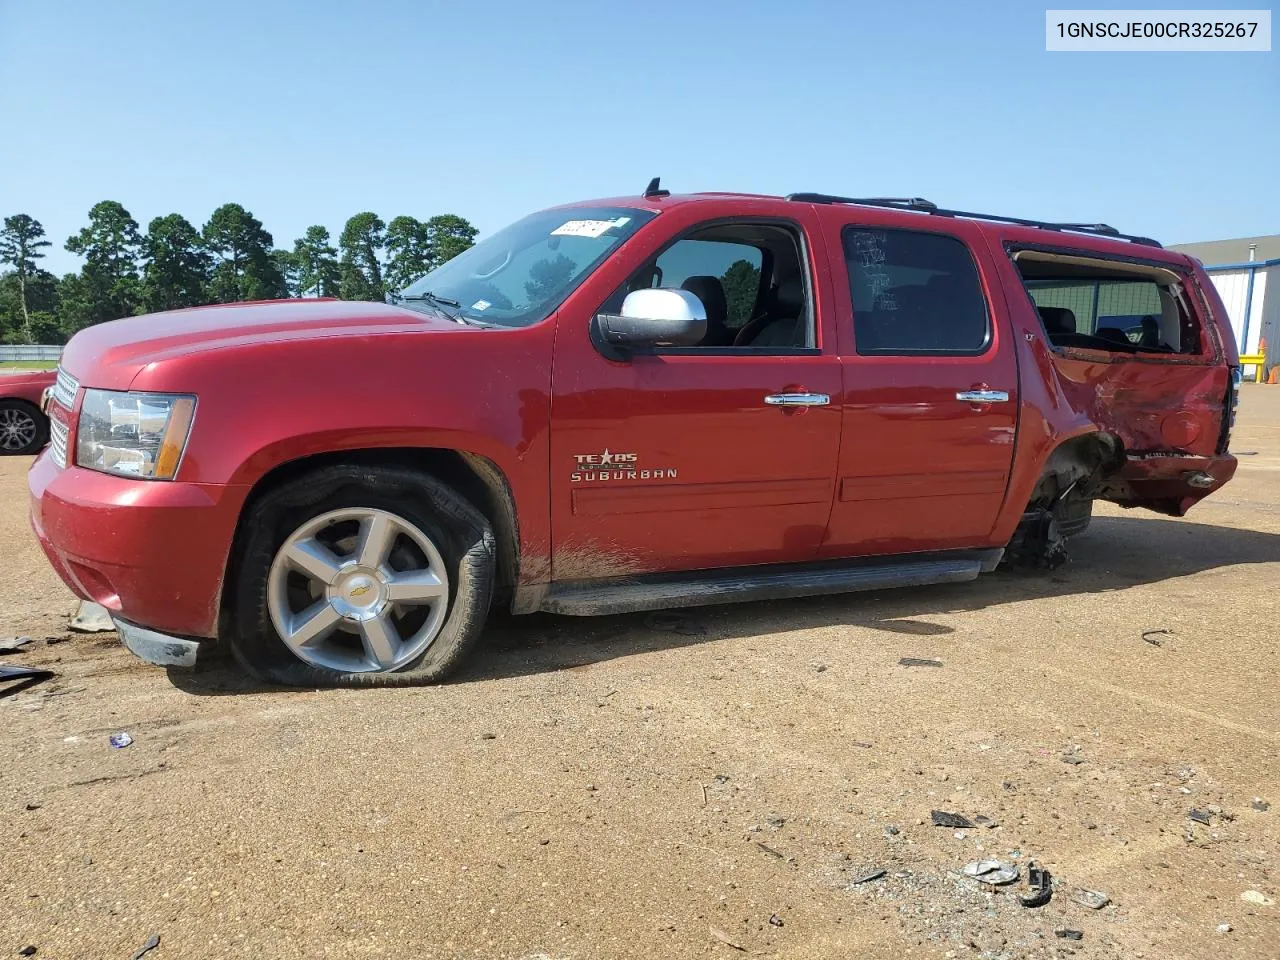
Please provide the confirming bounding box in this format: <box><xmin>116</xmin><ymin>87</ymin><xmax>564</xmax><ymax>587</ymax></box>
<box><xmin>0</xmin><ymin>203</ymin><xmax>478</xmax><ymax>344</ymax></box>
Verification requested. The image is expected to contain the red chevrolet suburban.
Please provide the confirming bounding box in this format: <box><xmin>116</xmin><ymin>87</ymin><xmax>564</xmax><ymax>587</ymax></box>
<box><xmin>29</xmin><ymin>185</ymin><xmax>1240</xmax><ymax>686</ymax></box>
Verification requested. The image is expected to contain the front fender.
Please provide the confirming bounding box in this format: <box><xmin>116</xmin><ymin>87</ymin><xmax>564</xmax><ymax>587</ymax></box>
<box><xmin>129</xmin><ymin>327</ymin><xmax>555</xmax><ymax>589</ymax></box>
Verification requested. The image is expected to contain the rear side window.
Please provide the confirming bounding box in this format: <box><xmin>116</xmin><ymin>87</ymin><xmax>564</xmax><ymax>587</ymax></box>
<box><xmin>1016</xmin><ymin>254</ymin><xmax>1203</xmax><ymax>355</ymax></box>
<box><xmin>843</xmin><ymin>227</ymin><xmax>990</xmax><ymax>355</ymax></box>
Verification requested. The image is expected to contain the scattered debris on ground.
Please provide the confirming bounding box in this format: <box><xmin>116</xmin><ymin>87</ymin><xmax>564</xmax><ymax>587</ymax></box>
<box><xmin>0</xmin><ymin>635</ymin><xmax>33</xmax><ymax>653</ymax></box>
<box><xmin>848</xmin><ymin>868</ymin><xmax>887</xmax><ymax>886</ymax></box>
<box><xmin>898</xmin><ymin>657</ymin><xmax>943</xmax><ymax>668</ymax></box>
<box><xmin>1055</xmin><ymin>928</ymin><xmax>1084</xmax><ymax>941</ymax></box>
<box><xmin>643</xmin><ymin>612</ymin><xmax>706</xmax><ymax>636</ymax></box>
<box><xmin>68</xmin><ymin>600</ymin><xmax>114</xmax><ymax>633</ymax></box>
<box><xmin>131</xmin><ymin>934</ymin><xmax>161</xmax><ymax>960</ymax></box>
<box><xmin>1241</xmin><ymin>890</ymin><xmax>1274</xmax><ymax>906</ymax></box>
<box><xmin>1071</xmin><ymin>888</ymin><xmax>1110</xmax><ymax>910</ymax></box>
<box><xmin>708</xmin><ymin>925</ymin><xmax>745</xmax><ymax>951</ymax></box>
<box><xmin>931</xmin><ymin>810</ymin><xmax>974</xmax><ymax>829</ymax></box>
<box><xmin>1252</xmin><ymin>798</ymin><xmax>1270</xmax><ymax>812</ymax></box>
<box><xmin>0</xmin><ymin>664</ymin><xmax>54</xmax><ymax>698</ymax></box>
<box><xmin>1142</xmin><ymin>628</ymin><xmax>1173</xmax><ymax>646</ymax></box>
<box><xmin>962</xmin><ymin>860</ymin><xmax>1019</xmax><ymax>886</ymax></box>
<box><xmin>1018</xmin><ymin>862</ymin><xmax>1052</xmax><ymax>907</ymax></box>
<box><xmin>109</xmin><ymin>732</ymin><xmax>133</xmax><ymax>749</ymax></box>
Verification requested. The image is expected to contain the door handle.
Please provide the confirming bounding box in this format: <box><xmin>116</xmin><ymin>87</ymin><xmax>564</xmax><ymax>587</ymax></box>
<box><xmin>955</xmin><ymin>390</ymin><xmax>1009</xmax><ymax>404</ymax></box>
<box><xmin>764</xmin><ymin>393</ymin><xmax>830</xmax><ymax>407</ymax></box>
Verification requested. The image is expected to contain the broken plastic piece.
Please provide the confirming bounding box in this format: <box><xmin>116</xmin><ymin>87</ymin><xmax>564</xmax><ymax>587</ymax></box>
<box><xmin>1252</xmin><ymin>798</ymin><xmax>1270</xmax><ymax>812</ymax></box>
<box><xmin>1019</xmin><ymin>861</ymin><xmax>1053</xmax><ymax>907</ymax></box>
<box><xmin>69</xmin><ymin>600</ymin><xmax>115</xmax><ymax>633</ymax></box>
<box><xmin>131</xmin><ymin>935</ymin><xmax>161</xmax><ymax>960</ymax></box>
<box><xmin>973</xmin><ymin>815</ymin><xmax>998</xmax><ymax>829</ymax></box>
<box><xmin>0</xmin><ymin>664</ymin><xmax>54</xmax><ymax>699</ymax></box>
<box><xmin>708</xmin><ymin>926</ymin><xmax>745</xmax><ymax>952</ymax></box>
<box><xmin>1055</xmin><ymin>928</ymin><xmax>1084</xmax><ymax>941</ymax></box>
<box><xmin>1072</xmin><ymin>888</ymin><xmax>1109</xmax><ymax>910</ymax></box>
<box><xmin>1142</xmin><ymin>629</ymin><xmax>1172</xmax><ymax>646</ymax></box>
<box><xmin>1188</xmin><ymin>808</ymin><xmax>1212</xmax><ymax>825</ymax></box>
<box><xmin>109</xmin><ymin>732</ymin><xmax>134</xmax><ymax>749</ymax></box>
<box><xmin>899</xmin><ymin>657</ymin><xmax>943</xmax><ymax>668</ymax></box>
<box><xmin>848</xmin><ymin>868</ymin><xmax>886</xmax><ymax>885</ymax></box>
<box><xmin>962</xmin><ymin>859</ymin><xmax>1020</xmax><ymax>886</ymax></box>
<box><xmin>931</xmin><ymin>810</ymin><xmax>974</xmax><ymax>829</ymax></box>
<box><xmin>0</xmin><ymin>635</ymin><xmax>34</xmax><ymax>653</ymax></box>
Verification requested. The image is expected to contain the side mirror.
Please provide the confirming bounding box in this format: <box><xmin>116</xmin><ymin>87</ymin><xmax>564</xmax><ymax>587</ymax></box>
<box><xmin>595</xmin><ymin>289</ymin><xmax>708</xmax><ymax>354</ymax></box>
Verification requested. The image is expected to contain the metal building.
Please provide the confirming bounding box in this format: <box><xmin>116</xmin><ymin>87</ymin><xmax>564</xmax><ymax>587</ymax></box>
<box><xmin>1170</xmin><ymin>234</ymin><xmax>1279</xmax><ymax>381</ymax></box>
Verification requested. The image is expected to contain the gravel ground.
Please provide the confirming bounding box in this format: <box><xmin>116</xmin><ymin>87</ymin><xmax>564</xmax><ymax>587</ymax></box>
<box><xmin>2</xmin><ymin>389</ymin><xmax>1277</xmax><ymax>960</ymax></box>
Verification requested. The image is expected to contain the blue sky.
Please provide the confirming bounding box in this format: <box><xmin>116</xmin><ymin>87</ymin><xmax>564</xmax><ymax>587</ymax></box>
<box><xmin>1</xmin><ymin>0</ymin><xmax>1275</xmax><ymax>274</ymax></box>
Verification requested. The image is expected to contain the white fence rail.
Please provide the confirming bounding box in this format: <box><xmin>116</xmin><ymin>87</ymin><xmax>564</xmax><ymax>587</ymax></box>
<box><xmin>0</xmin><ymin>345</ymin><xmax>62</xmax><ymax>362</ymax></box>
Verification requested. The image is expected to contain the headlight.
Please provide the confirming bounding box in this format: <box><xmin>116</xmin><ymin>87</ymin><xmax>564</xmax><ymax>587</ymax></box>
<box><xmin>75</xmin><ymin>390</ymin><xmax>197</xmax><ymax>480</ymax></box>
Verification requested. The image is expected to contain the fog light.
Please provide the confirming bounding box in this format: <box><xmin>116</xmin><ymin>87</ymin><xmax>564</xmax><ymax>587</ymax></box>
<box><xmin>1184</xmin><ymin>471</ymin><xmax>1215</xmax><ymax>489</ymax></box>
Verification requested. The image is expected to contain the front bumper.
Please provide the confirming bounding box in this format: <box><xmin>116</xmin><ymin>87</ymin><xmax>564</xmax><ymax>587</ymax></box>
<box><xmin>114</xmin><ymin>617</ymin><xmax>201</xmax><ymax>667</ymax></box>
<box><xmin>28</xmin><ymin>451</ymin><xmax>249</xmax><ymax>640</ymax></box>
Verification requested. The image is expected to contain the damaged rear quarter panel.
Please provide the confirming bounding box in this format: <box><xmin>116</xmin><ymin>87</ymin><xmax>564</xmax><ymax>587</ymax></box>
<box><xmin>1048</xmin><ymin>352</ymin><xmax>1236</xmax><ymax>515</ymax></box>
<box><xmin>988</xmin><ymin>239</ymin><xmax>1237</xmax><ymax>533</ymax></box>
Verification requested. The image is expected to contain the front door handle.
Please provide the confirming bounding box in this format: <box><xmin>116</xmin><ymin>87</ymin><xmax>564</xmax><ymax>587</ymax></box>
<box><xmin>765</xmin><ymin>392</ymin><xmax>830</xmax><ymax>407</ymax></box>
<box><xmin>956</xmin><ymin>390</ymin><xmax>1009</xmax><ymax>404</ymax></box>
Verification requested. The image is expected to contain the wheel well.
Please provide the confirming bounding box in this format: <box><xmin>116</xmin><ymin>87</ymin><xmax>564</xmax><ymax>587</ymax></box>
<box><xmin>222</xmin><ymin>448</ymin><xmax>520</xmax><ymax>622</ymax></box>
<box><xmin>1029</xmin><ymin>432</ymin><xmax>1123</xmax><ymax>505</ymax></box>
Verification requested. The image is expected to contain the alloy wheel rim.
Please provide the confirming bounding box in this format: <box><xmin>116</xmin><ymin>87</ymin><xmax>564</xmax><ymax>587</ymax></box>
<box><xmin>0</xmin><ymin>408</ymin><xmax>38</xmax><ymax>451</ymax></box>
<box><xmin>267</xmin><ymin>507</ymin><xmax>450</xmax><ymax>673</ymax></box>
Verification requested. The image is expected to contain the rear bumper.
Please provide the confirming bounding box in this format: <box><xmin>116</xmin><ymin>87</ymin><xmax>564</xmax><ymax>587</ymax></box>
<box><xmin>1108</xmin><ymin>452</ymin><xmax>1238</xmax><ymax>516</ymax></box>
<box><xmin>28</xmin><ymin>451</ymin><xmax>249</xmax><ymax>638</ymax></box>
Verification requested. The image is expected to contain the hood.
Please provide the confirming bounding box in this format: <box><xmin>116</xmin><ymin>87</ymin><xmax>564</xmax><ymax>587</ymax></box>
<box><xmin>60</xmin><ymin>298</ymin><xmax>463</xmax><ymax>389</ymax></box>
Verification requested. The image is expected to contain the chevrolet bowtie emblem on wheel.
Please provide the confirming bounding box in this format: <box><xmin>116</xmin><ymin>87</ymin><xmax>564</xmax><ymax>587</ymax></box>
<box><xmin>571</xmin><ymin>449</ymin><xmax>677</xmax><ymax>482</ymax></box>
<box><xmin>348</xmin><ymin>583</ymin><xmax>372</xmax><ymax>597</ymax></box>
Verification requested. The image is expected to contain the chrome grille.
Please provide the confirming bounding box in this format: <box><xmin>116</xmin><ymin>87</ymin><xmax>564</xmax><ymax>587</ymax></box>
<box><xmin>52</xmin><ymin>367</ymin><xmax>79</xmax><ymax>410</ymax></box>
<box><xmin>49</xmin><ymin>413</ymin><xmax>69</xmax><ymax>468</ymax></box>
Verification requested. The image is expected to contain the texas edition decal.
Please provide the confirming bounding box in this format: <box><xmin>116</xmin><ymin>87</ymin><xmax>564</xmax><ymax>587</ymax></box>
<box><xmin>571</xmin><ymin>449</ymin><xmax>678</xmax><ymax>482</ymax></box>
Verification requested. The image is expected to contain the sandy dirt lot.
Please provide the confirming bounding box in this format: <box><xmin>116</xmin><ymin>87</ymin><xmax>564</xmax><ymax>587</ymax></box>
<box><xmin>2</xmin><ymin>389</ymin><xmax>1277</xmax><ymax>960</ymax></box>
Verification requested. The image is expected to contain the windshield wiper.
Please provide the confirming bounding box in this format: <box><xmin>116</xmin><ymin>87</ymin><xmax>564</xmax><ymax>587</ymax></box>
<box><xmin>390</xmin><ymin>290</ymin><xmax>494</xmax><ymax>327</ymax></box>
<box><xmin>400</xmin><ymin>291</ymin><xmax>461</xmax><ymax>308</ymax></box>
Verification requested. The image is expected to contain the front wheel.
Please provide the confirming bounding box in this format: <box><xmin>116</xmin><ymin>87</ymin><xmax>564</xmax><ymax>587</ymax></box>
<box><xmin>229</xmin><ymin>465</ymin><xmax>496</xmax><ymax>686</ymax></box>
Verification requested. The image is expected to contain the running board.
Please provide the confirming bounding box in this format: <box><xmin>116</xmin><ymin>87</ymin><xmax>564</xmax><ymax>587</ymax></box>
<box><xmin>539</xmin><ymin>550</ymin><xmax>1002</xmax><ymax>617</ymax></box>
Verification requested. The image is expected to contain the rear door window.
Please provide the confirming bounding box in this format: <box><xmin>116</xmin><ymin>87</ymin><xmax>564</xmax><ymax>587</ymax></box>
<box><xmin>842</xmin><ymin>227</ymin><xmax>990</xmax><ymax>355</ymax></box>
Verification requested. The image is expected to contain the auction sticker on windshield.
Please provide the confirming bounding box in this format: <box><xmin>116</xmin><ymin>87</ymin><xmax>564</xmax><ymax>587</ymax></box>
<box><xmin>551</xmin><ymin>217</ymin><xmax>631</xmax><ymax>238</ymax></box>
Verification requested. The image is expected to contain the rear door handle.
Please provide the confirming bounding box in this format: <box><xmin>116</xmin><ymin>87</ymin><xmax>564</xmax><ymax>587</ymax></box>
<box><xmin>765</xmin><ymin>393</ymin><xmax>830</xmax><ymax>407</ymax></box>
<box><xmin>955</xmin><ymin>390</ymin><xmax>1009</xmax><ymax>404</ymax></box>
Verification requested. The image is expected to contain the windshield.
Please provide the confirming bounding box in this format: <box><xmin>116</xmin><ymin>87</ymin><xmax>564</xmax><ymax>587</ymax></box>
<box><xmin>397</xmin><ymin>206</ymin><xmax>655</xmax><ymax>327</ymax></box>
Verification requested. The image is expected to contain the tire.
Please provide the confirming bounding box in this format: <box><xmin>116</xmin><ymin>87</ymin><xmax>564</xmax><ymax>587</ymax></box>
<box><xmin>1055</xmin><ymin>496</ymin><xmax>1093</xmax><ymax>538</ymax></box>
<box><xmin>229</xmin><ymin>464</ymin><xmax>496</xmax><ymax>687</ymax></box>
<box><xmin>0</xmin><ymin>400</ymin><xmax>48</xmax><ymax>456</ymax></box>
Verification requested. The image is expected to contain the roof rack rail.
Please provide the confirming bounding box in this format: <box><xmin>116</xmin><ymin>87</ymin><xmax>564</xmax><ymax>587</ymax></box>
<box><xmin>787</xmin><ymin>193</ymin><xmax>938</xmax><ymax>212</ymax></box>
<box><xmin>784</xmin><ymin>193</ymin><xmax>1161</xmax><ymax>247</ymax></box>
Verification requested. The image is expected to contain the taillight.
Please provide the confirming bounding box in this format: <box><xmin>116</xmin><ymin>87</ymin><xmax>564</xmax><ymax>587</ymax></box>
<box><xmin>1222</xmin><ymin>366</ymin><xmax>1241</xmax><ymax>453</ymax></box>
